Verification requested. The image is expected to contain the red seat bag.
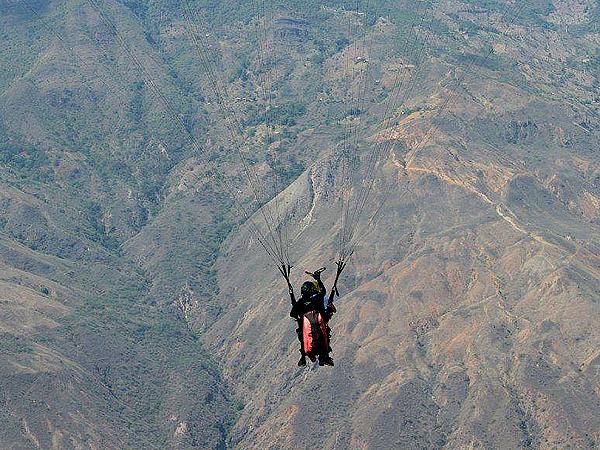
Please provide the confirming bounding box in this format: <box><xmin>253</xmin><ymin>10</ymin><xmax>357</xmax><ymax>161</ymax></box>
<box><xmin>302</xmin><ymin>311</ymin><xmax>329</xmax><ymax>358</ymax></box>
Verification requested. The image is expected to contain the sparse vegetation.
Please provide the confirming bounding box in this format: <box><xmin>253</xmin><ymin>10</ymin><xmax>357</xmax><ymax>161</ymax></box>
<box><xmin>0</xmin><ymin>0</ymin><xmax>598</xmax><ymax>449</ymax></box>
<box><xmin>0</xmin><ymin>333</ymin><xmax>34</xmax><ymax>354</ymax></box>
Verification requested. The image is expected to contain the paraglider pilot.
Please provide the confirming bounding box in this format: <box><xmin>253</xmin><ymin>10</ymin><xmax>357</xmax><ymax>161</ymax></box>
<box><xmin>279</xmin><ymin>261</ymin><xmax>346</xmax><ymax>367</ymax></box>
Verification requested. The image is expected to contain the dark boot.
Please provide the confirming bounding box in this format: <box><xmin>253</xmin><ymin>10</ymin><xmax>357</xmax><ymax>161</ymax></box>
<box><xmin>319</xmin><ymin>355</ymin><xmax>334</xmax><ymax>366</ymax></box>
<box><xmin>298</xmin><ymin>355</ymin><xmax>306</xmax><ymax>366</ymax></box>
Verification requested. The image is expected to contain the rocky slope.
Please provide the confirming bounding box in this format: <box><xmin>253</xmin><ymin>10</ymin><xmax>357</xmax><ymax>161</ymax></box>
<box><xmin>206</xmin><ymin>85</ymin><xmax>600</xmax><ymax>449</ymax></box>
<box><xmin>201</xmin><ymin>1</ymin><xmax>600</xmax><ymax>449</ymax></box>
<box><xmin>0</xmin><ymin>0</ymin><xmax>599</xmax><ymax>449</ymax></box>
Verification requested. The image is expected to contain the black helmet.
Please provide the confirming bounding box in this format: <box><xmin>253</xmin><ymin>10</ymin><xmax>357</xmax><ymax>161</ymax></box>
<box><xmin>301</xmin><ymin>280</ymin><xmax>319</xmax><ymax>297</ymax></box>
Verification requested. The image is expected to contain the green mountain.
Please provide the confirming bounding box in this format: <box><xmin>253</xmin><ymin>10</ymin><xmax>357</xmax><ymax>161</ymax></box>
<box><xmin>1</xmin><ymin>0</ymin><xmax>599</xmax><ymax>449</ymax></box>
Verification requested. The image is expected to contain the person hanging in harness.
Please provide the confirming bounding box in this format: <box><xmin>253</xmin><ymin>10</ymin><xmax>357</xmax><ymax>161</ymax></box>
<box><xmin>279</xmin><ymin>261</ymin><xmax>346</xmax><ymax>367</ymax></box>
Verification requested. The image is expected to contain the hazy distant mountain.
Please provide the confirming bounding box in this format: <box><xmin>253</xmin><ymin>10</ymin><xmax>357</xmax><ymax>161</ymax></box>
<box><xmin>1</xmin><ymin>0</ymin><xmax>598</xmax><ymax>449</ymax></box>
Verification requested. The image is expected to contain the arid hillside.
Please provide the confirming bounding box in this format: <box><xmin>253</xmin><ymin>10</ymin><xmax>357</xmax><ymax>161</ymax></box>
<box><xmin>206</xmin><ymin>70</ymin><xmax>600</xmax><ymax>450</ymax></box>
<box><xmin>202</xmin><ymin>1</ymin><xmax>600</xmax><ymax>448</ymax></box>
<box><xmin>0</xmin><ymin>0</ymin><xmax>599</xmax><ymax>449</ymax></box>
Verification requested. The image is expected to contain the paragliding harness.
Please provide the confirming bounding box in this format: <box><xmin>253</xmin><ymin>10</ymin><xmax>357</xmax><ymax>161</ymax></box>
<box><xmin>279</xmin><ymin>261</ymin><xmax>346</xmax><ymax>361</ymax></box>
